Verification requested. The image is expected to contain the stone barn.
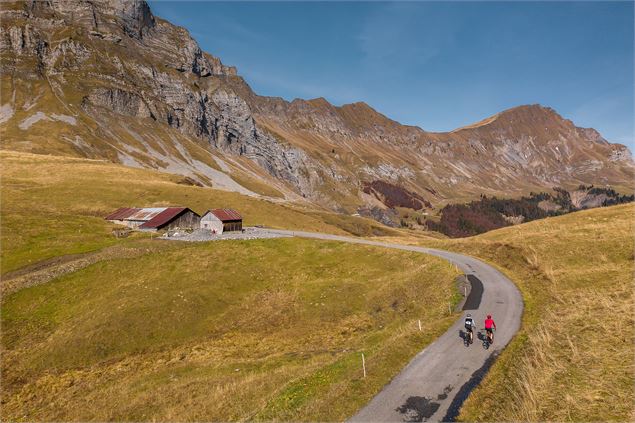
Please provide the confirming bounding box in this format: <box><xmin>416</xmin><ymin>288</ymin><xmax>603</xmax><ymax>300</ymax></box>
<box><xmin>105</xmin><ymin>207</ymin><xmax>200</xmax><ymax>231</ymax></box>
<box><xmin>200</xmin><ymin>209</ymin><xmax>242</xmax><ymax>234</ymax></box>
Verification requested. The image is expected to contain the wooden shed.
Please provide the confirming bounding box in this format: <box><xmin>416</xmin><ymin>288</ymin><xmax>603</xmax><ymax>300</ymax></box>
<box><xmin>105</xmin><ymin>207</ymin><xmax>200</xmax><ymax>231</ymax></box>
<box><xmin>200</xmin><ymin>209</ymin><xmax>242</xmax><ymax>234</ymax></box>
<box><xmin>139</xmin><ymin>207</ymin><xmax>200</xmax><ymax>231</ymax></box>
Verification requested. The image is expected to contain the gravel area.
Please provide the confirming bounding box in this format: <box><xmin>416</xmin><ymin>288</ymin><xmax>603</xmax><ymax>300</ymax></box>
<box><xmin>160</xmin><ymin>227</ymin><xmax>290</xmax><ymax>242</ymax></box>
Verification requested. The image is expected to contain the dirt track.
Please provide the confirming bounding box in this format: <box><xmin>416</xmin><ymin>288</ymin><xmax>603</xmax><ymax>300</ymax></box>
<box><xmin>0</xmin><ymin>242</ymin><xmax>175</xmax><ymax>297</ymax></box>
<box><xmin>266</xmin><ymin>229</ymin><xmax>523</xmax><ymax>422</ymax></box>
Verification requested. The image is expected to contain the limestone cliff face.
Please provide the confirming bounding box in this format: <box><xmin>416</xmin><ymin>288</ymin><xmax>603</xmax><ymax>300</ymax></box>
<box><xmin>1</xmin><ymin>0</ymin><xmax>329</xmax><ymax>203</ymax></box>
<box><xmin>1</xmin><ymin>0</ymin><xmax>632</xmax><ymax>216</ymax></box>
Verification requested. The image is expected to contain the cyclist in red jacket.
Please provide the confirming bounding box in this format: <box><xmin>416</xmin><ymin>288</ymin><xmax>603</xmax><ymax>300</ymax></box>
<box><xmin>484</xmin><ymin>314</ymin><xmax>496</xmax><ymax>343</ymax></box>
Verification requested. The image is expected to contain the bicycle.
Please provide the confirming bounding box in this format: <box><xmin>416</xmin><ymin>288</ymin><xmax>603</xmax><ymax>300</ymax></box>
<box><xmin>483</xmin><ymin>328</ymin><xmax>495</xmax><ymax>349</ymax></box>
<box><xmin>464</xmin><ymin>328</ymin><xmax>474</xmax><ymax>346</ymax></box>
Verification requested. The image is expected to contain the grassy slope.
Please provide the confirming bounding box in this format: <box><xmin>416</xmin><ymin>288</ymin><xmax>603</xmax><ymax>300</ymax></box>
<box><xmin>1</xmin><ymin>150</ymin><xmax>458</xmax><ymax>420</ymax></box>
<box><xmin>4</xmin><ymin>150</ymin><xmax>631</xmax><ymax>420</ymax></box>
<box><xmin>423</xmin><ymin>204</ymin><xmax>634</xmax><ymax>421</ymax></box>
<box><xmin>0</xmin><ymin>151</ymin><xmax>396</xmax><ymax>274</ymax></box>
<box><xmin>2</xmin><ymin>238</ymin><xmax>460</xmax><ymax>421</ymax></box>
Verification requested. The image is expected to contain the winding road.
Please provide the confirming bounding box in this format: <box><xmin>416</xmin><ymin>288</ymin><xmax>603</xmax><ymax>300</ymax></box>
<box><xmin>266</xmin><ymin>230</ymin><xmax>523</xmax><ymax>422</ymax></box>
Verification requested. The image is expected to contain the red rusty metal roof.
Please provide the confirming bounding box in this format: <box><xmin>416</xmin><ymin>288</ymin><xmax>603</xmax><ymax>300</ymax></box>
<box><xmin>105</xmin><ymin>207</ymin><xmax>140</xmax><ymax>220</ymax></box>
<box><xmin>209</xmin><ymin>208</ymin><xmax>242</xmax><ymax>222</ymax></box>
<box><xmin>139</xmin><ymin>207</ymin><xmax>199</xmax><ymax>229</ymax></box>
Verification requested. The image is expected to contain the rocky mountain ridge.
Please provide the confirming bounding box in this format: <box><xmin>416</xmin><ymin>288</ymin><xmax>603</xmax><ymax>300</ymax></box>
<box><xmin>1</xmin><ymin>0</ymin><xmax>633</xmax><ymax>219</ymax></box>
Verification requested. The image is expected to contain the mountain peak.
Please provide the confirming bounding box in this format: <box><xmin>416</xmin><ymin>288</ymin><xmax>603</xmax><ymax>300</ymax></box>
<box><xmin>498</xmin><ymin>104</ymin><xmax>561</xmax><ymax>119</ymax></box>
<box><xmin>306</xmin><ymin>97</ymin><xmax>332</xmax><ymax>108</ymax></box>
<box><xmin>452</xmin><ymin>104</ymin><xmax>567</xmax><ymax>133</ymax></box>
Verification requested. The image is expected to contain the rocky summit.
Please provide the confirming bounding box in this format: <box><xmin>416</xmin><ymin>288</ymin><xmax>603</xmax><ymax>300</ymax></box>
<box><xmin>1</xmin><ymin>0</ymin><xmax>633</xmax><ymax>219</ymax></box>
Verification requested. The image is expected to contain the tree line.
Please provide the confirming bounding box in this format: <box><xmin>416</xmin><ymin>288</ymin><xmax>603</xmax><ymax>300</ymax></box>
<box><xmin>426</xmin><ymin>186</ymin><xmax>634</xmax><ymax>238</ymax></box>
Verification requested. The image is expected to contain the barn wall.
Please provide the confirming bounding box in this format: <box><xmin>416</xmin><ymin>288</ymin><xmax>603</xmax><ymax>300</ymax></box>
<box><xmin>126</xmin><ymin>220</ymin><xmax>145</xmax><ymax>228</ymax></box>
<box><xmin>161</xmin><ymin>211</ymin><xmax>201</xmax><ymax>231</ymax></box>
<box><xmin>222</xmin><ymin>220</ymin><xmax>243</xmax><ymax>232</ymax></box>
<box><xmin>108</xmin><ymin>219</ymin><xmax>128</xmax><ymax>226</ymax></box>
<box><xmin>201</xmin><ymin>213</ymin><xmax>224</xmax><ymax>233</ymax></box>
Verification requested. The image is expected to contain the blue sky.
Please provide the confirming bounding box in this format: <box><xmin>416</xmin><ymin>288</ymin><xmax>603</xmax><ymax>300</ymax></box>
<box><xmin>149</xmin><ymin>1</ymin><xmax>634</xmax><ymax>147</ymax></box>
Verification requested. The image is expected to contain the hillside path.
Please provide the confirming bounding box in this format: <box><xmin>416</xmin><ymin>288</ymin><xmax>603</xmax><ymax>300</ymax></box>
<box><xmin>265</xmin><ymin>230</ymin><xmax>523</xmax><ymax>422</ymax></box>
<box><xmin>1</xmin><ymin>242</ymin><xmax>175</xmax><ymax>297</ymax></box>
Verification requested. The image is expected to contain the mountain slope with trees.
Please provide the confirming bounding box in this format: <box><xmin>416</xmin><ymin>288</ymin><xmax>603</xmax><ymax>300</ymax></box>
<box><xmin>427</xmin><ymin>185</ymin><xmax>634</xmax><ymax>237</ymax></box>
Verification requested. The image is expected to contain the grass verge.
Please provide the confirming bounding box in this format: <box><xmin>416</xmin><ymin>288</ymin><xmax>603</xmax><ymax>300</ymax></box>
<box><xmin>420</xmin><ymin>203</ymin><xmax>634</xmax><ymax>421</ymax></box>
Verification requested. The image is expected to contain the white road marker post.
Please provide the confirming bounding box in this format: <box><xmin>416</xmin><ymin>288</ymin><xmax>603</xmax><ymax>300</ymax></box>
<box><xmin>464</xmin><ymin>286</ymin><xmax>467</xmax><ymax>297</ymax></box>
<box><xmin>448</xmin><ymin>303</ymin><xmax>452</xmax><ymax>315</ymax></box>
<box><xmin>418</xmin><ymin>319</ymin><xmax>422</xmax><ymax>332</ymax></box>
<box><xmin>362</xmin><ymin>353</ymin><xmax>366</xmax><ymax>378</ymax></box>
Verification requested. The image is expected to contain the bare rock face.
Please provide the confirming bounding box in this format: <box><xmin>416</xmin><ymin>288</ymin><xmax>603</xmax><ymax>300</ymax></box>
<box><xmin>1</xmin><ymin>0</ymin><xmax>329</xmax><ymax>201</ymax></box>
<box><xmin>206</xmin><ymin>88</ymin><xmax>323</xmax><ymax>196</ymax></box>
<box><xmin>83</xmin><ymin>88</ymin><xmax>154</xmax><ymax>119</ymax></box>
<box><xmin>25</xmin><ymin>0</ymin><xmax>155</xmax><ymax>39</ymax></box>
<box><xmin>1</xmin><ymin>0</ymin><xmax>633</xmax><ymax>218</ymax></box>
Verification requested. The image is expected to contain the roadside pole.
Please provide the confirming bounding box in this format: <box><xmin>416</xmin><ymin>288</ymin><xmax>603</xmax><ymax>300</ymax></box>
<box><xmin>362</xmin><ymin>353</ymin><xmax>366</xmax><ymax>378</ymax></box>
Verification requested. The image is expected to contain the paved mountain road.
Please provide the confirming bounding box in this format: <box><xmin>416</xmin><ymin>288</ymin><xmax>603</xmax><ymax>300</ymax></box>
<box><xmin>266</xmin><ymin>230</ymin><xmax>523</xmax><ymax>422</ymax></box>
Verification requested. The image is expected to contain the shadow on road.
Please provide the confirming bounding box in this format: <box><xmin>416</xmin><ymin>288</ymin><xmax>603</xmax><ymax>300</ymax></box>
<box><xmin>477</xmin><ymin>331</ymin><xmax>492</xmax><ymax>349</ymax></box>
<box><xmin>458</xmin><ymin>329</ymin><xmax>473</xmax><ymax>346</ymax></box>
<box><xmin>442</xmin><ymin>351</ymin><xmax>500</xmax><ymax>421</ymax></box>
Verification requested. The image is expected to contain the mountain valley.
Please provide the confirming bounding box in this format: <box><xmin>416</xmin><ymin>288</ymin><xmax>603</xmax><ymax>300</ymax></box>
<box><xmin>1</xmin><ymin>0</ymin><xmax>633</xmax><ymax>229</ymax></box>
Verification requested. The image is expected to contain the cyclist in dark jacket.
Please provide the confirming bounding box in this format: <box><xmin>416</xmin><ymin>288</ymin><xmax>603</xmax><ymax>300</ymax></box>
<box><xmin>464</xmin><ymin>313</ymin><xmax>476</xmax><ymax>344</ymax></box>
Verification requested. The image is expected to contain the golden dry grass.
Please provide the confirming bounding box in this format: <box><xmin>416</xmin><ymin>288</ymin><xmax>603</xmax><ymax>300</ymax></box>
<box><xmin>420</xmin><ymin>204</ymin><xmax>634</xmax><ymax>421</ymax></box>
<box><xmin>1</xmin><ymin>238</ymin><xmax>460</xmax><ymax>421</ymax></box>
<box><xmin>3</xmin><ymin>149</ymin><xmax>631</xmax><ymax>420</ymax></box>
<box><xmin>1</xmin><ymin>150</ymin><xmax>460</xmax><ymax>421</ymax></box>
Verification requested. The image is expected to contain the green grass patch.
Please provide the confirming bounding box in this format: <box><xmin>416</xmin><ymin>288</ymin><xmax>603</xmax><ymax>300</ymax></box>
<box><xmin>2</xmin><ymin>237</ymin><xmax>460</xmax><ymax>421</ymax></box>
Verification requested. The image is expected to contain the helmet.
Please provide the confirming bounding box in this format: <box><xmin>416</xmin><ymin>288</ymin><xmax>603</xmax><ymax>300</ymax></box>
<box><xmin>487</xmin><ymin>315</ymin><xmax>492</xmax><ymax>319</ymax></box>
<box><xmin>466</xmin><ymin>313</ymin><xmax>471</xmax><ymax>317</ymax></box>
